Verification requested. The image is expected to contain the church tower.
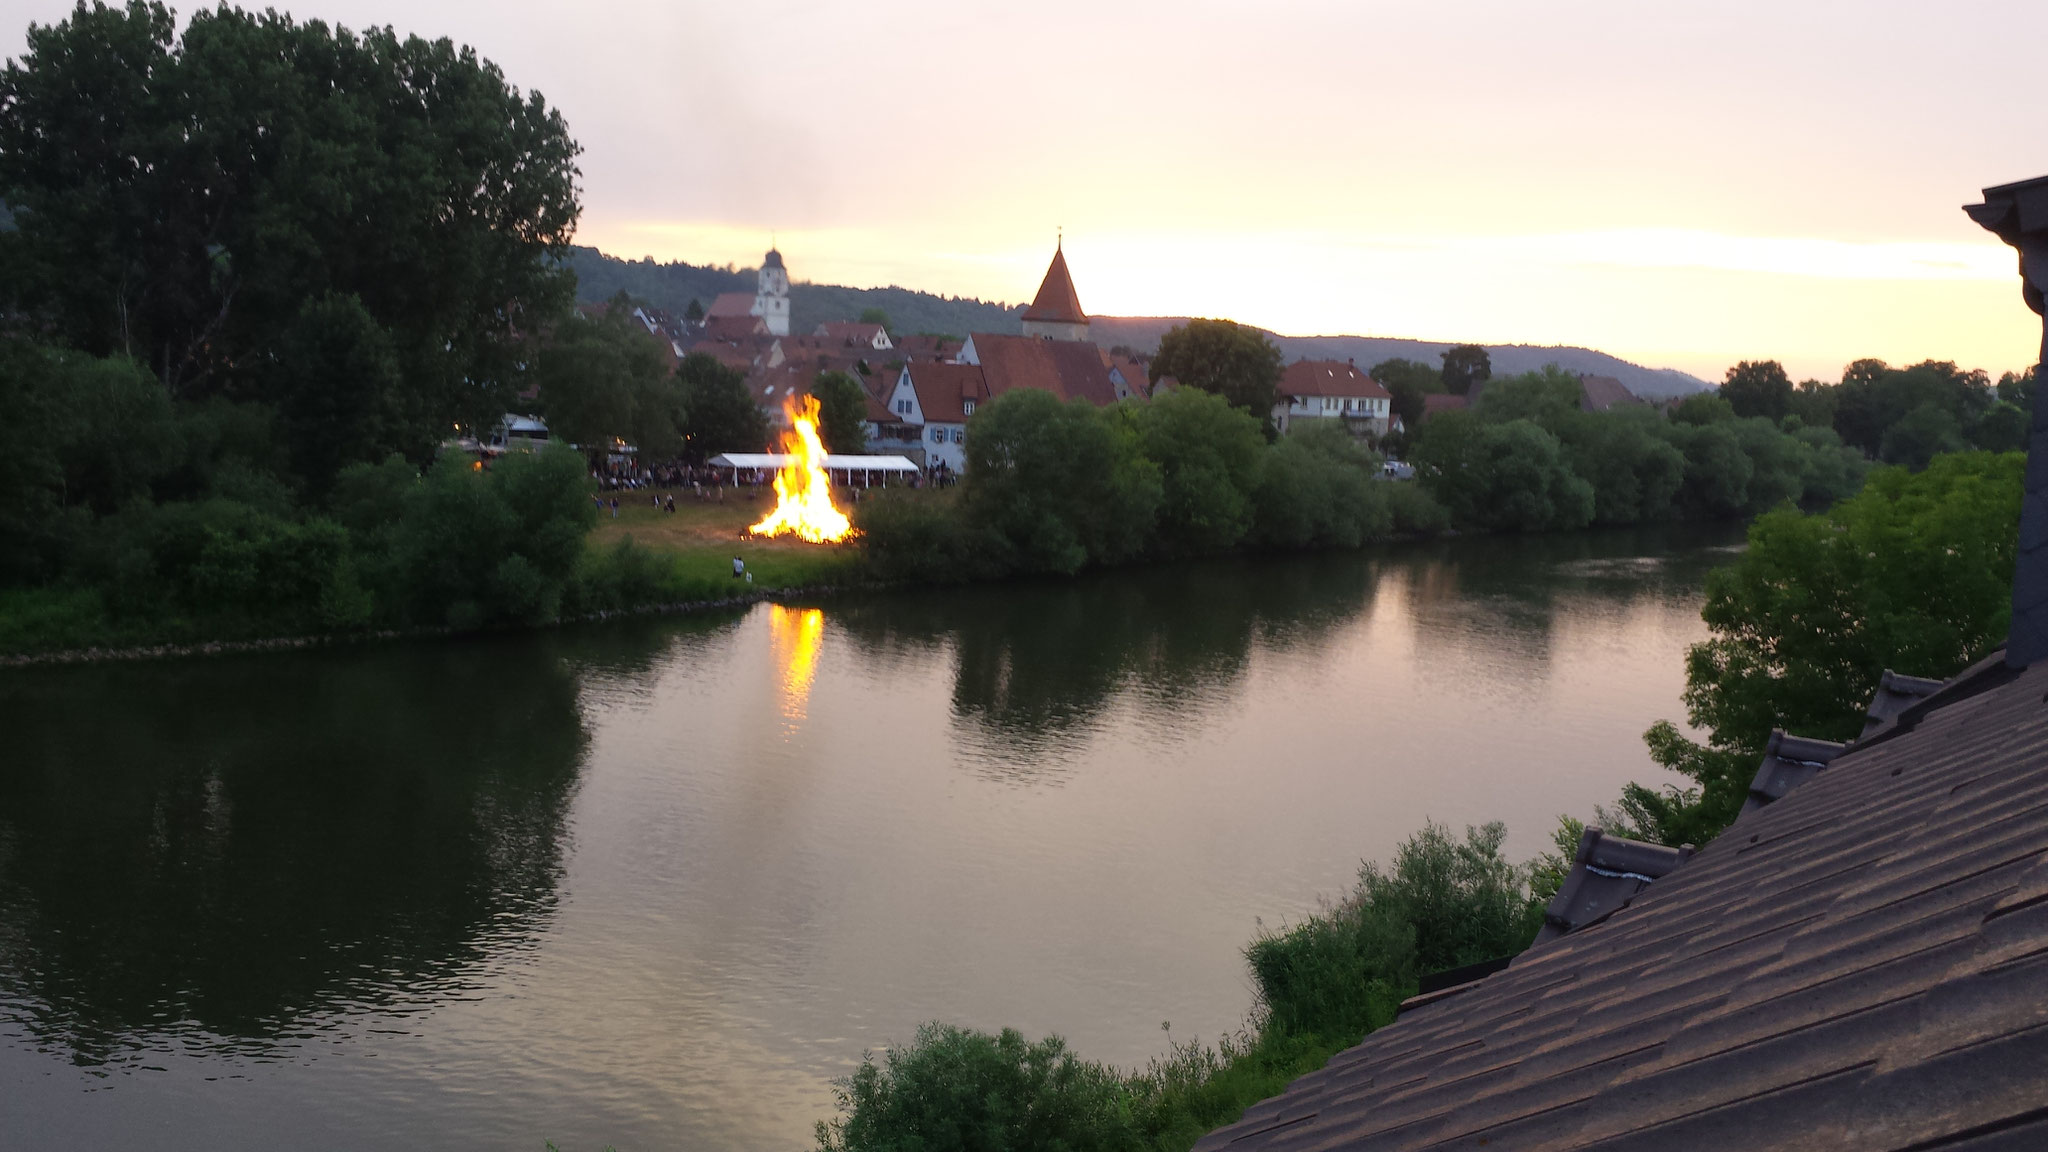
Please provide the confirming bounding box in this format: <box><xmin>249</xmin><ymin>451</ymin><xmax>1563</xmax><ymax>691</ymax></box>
<box><xmin>753</xmin><ymin>246</ymin><xmax>791</xmax><ymax>337</ymax></box>
<box><xmin>1020</xmin><ymin>240</ymin><xmax>1088</xmax><ymax>342</ymax></box>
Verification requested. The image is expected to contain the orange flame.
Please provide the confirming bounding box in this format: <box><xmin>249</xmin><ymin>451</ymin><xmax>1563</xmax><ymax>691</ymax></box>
<box><xmin>750</xmin><ymin>394</ymin><xmax>855</xmax><ymax>543</ymax></box>
<box><xmin>769</xmin><ymin>604</ymin><xmax>825</xmax><ymax>722</ymax></box>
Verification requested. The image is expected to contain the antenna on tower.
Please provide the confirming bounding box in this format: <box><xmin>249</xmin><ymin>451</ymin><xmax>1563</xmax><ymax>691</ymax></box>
<box><xmin>1057</xmin><ymin>225</ymin><xmax>1063</xmax><ymax>250</ymax></box>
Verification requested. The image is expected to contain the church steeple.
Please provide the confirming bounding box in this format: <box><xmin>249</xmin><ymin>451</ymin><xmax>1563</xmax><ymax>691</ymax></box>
<box><xmin>1020</xmin><ymin>238</ymin><xmax>1088</xmax><ymax>342</ymax></box>
<box><xmin>753</xmin><ymin>245</ymin><xmax>790</xmax><ymax>336</ymax></box>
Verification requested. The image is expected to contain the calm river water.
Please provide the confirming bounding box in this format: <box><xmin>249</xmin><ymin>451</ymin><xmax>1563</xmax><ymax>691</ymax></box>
<box><xmin>0</xmin><ymin>526</ymin><xmax>1740</xmax><ymax>1151</ymax></box>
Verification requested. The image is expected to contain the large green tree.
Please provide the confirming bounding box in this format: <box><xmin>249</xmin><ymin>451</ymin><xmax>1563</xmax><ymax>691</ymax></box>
<box><xmin>1123</xmin><ymin>386</ymin><xmax>1266</xmax><ymax>556</ymax></box>
<box><xmin>1409</xmin><ymin>411</ymin><xmax>1594</xmax><ymax>532</ymax></box>
<box><xmin>963</xmin><ymin>389</ymin><xmax>1161</xmax><ymax>573</ymax></box>
<box><xmin>1619</xmin><ymin>451</ymin><xmax>2023</xmax><ymax>846</ymax></box>
<box><xmin>1720</xmin><ymin>360</ymin><xmax>1793</xmax><ymax>422</ymax></box>
<box><xmin>1369</xmin><ymin>357</ymin><xmax>1445</xmax><ymax>432</ymax></box>
<box><xmin>1148</xmin><ymin>319</ymin><xmax>1284</xmax><ymax>430</ymax></box>
<box><xmin>533</xmin><ymin>298</ymin><xmax>687</xmax><ymax>458</ymax></box>
<box><xmin>0</xmin><ymin>1</ymin><xmax>581</xmax><ymax>450</ymax></box>
<box><xmin>810</xmin><ymin>371</ymin><xmax>871</xmax><ymax>455</ymax></box>
<box><xmin>1439</xmin><ymin>344</ymin><xmax>1492</xmax><ymax>397</ymax></box>
<box><xmin>676</xmin><ymin>352</ymin><xmax>768</xmax><ymax>459</ymax></box>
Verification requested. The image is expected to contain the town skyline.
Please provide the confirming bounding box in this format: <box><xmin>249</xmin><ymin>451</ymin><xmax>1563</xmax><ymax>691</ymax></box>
<box><xmin>9</xmin><ymin>0</ymin><xmax>2043</xmax><ymax>383</ymax></box>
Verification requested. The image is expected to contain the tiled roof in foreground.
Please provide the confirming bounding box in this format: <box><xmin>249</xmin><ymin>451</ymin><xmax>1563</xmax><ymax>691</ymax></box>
<box><xmin>1196</xmin><ymin>653</ymin><xmax>2048</xmax><ymax>1152</ymax></box>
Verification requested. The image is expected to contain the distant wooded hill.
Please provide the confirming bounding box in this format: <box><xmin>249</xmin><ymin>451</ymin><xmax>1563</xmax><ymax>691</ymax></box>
<box><xmin>567</xmin><ymin>246</ymin><xmax>1711</xmax><ymax>398</ymax></box>
<box><xmin>565</xmin><ymin>246</ymin><xmax>1025</xmax><ymax>338</ymax></box>
<box><xmin>1091</xmin><ymin>318</ymin><xmax>1711</xmax><ymax>399</ymax></box>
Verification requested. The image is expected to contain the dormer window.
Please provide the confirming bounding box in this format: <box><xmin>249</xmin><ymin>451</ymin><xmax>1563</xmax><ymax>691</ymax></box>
<box><xmin>963</xmin><ymin>400</ymin><xmax>977</xmax><ymax>416</ymax></box>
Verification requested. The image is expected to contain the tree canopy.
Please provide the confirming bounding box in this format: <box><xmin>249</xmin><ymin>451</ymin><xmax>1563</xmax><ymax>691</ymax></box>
<box><xmin>0</xmin><ymin>0</ymin><xmax>582</xmax><ymax>445</ymax></box>
<box><xmin>1720</xmin><ymin>360</ymin><xmax>1794</xmax><ymax>422</ymax></box>
<box><xmin>1149</xmin><ymin>319</ymin><xmax>1284</xmax><ymax>430</ymax></box>
<box><xmin>676</xmin><ymin>353</ymin><xmax>768</xmax><ymax>460</ymax></box>
<box><xmin>811</xmin><ymin>371</ymin><xmax>871</xmax><ymax>455</ymax></box>
<box><xmin>1369</xmin><ymin>358</ymin><xmax>1445</xmax><ymax>432</ymax></box>
<box><xmin>1439</xmin><ymin>344</ymin><xmax>1492</xmax><ymax>397</ymax></box>
<box><xmin>1616</xmin><ymin>451</ymin><xmax>2023</xmax><ymax>846</ymax></box>
<box><xmin>533</xmin><ymin>297</ymin><xmax>686</xmax><ymax>458</ymax></box>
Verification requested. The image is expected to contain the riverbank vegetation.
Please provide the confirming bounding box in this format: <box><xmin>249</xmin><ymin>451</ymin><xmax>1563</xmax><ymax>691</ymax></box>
<box><xmin>1603</xmin><ymin>449</ymin><xmax>2024</xmax><ymax>847</ymax></box>
<box><xmin>816</xmin><ymin>821</ymin><xmax>1565</xmax><ymax>1152</ymax></box>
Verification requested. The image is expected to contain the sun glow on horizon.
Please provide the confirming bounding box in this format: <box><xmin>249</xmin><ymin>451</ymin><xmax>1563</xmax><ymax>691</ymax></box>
<box><xmin>577</xmin><ymin>216</ymin><xmax>2042</xmax><ymax>383</ymax></box>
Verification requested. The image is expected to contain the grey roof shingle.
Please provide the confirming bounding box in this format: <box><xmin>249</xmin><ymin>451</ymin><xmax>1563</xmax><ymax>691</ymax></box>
<box><xmin>1195</xmin><ymin>655</ymin><xmax>2048</xmax><ymax>1152</ymax></box>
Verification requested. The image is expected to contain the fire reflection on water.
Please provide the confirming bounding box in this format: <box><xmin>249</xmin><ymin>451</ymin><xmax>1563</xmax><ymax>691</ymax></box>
<box><xmin>769</xmin><ymin>605</ymin><xmax>826</xmax><ymax>724</ymax></box>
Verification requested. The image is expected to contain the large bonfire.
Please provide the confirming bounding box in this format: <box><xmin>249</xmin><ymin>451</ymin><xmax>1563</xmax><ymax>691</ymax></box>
<box><xmin>749</xmin><ymin>394</ymin><xmax>856</xmax><ymax>543</ymax></box>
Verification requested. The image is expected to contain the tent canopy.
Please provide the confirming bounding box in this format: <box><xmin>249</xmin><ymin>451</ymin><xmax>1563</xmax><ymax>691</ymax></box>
<box><xmin>708</xmin><ymin>453</ymin><xmax>920</xmax><ymax>472</ymax></box>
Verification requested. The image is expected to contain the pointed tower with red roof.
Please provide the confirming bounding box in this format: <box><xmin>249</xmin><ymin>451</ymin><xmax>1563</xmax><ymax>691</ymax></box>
<box><xmin>1019</xmin><ymin>239</ymin><xmax>1089</xmax><ymax>342</ymax></box>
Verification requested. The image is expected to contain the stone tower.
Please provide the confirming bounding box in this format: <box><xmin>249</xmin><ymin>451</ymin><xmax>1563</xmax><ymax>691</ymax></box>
<box><xmin>1020</xmin><ymin>240</ymin><xmax>1088</xmax><ymax>342</ymax></box>
<box><xmin>753</xmin><ymin>247</ymin><xmax>791</xmax><ymax>337</ymax></box>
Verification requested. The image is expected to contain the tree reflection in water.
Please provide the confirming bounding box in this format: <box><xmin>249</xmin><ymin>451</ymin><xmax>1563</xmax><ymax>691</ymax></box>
<box><xmin>0</xmin><ymin>636</ymin><xmax>589</xmax><ymax>1063</ymax></box>
<box><xmin>831</xmin><ymin>556</ymin><xmax>1379</xmax><ymax>778</ymax></box>
<box><xmin>827</xmin><ymin>523</ymin><xmax>1742</xmax><ymax>781</ymax></box>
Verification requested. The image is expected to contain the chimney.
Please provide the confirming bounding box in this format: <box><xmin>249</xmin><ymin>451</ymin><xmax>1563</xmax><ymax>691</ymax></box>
<box><xmin>1966</xmin><ymin>176</ymin><xmax>2048</xmax><ymax>667</ymax></box>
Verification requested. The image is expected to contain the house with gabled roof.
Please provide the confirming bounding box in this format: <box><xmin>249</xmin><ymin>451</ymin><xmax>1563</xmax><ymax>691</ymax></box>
<box><xmin>1274</xmin><ymin>359</ymin><xmax>1392</xmax><ymax>438</ymax></box>
<box><xmin>815</xmin><ymin>321</ymin><xmax>893</xmax><ymax>351</ymax></box>
<box><xmin>1192</xmin><ymin>172</ymin><xmax>2048</xmax><ymax>1152</ymax></box>
<box><xmin>875</xmin><ymin>362</ymin><xmax>989</xmax><ymax>471</ymax></box>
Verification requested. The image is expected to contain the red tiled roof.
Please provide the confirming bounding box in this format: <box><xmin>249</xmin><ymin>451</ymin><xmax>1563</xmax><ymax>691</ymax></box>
<box><xmin>1578</xmin><ymin>373</ymin><xmax>1645</xmax><ymax>412</ymax></box>
<box><xmin>705</xmin><ymin>292</ymin><xmax>757</xmax><ymax>320</ymax></box>
<box><xmin>1108</xmin><ymin>356</ymin><xmax>1153</xmax><ymax>399</ymax></box>
<box><xmin>1280</xmin><ymin>359</ymin><xmax>1391</xmax><ymax>400</ymax></box>
<box><xmin>861</xmin><ymin>374</ymin><xmax>895</xmax><ymax>423</ymax></box>
<box><xmin>1420</xmin><ymin>393</ymin><xmax>1469</xmax><ymax>418</ymax></box>
<box><xmin>702</xmin><ymin>313</ymin><xmax>768</xmax><ymax>341</ymax></box>
<box><xmin>905</xmin><ymin>362</ymin><xmax>991</xmax><ymax>424</ymax></box>
<box><xmin>1020</xmin><ymin>246</ymin><xmax>1085</xmax><ymax>324</ymax></box>
<box><xmin>685</xmin><ymin>341</ymin><xmax>756</xmax><ymax>373</ymax></box>
<box><xmin>895</xmin><ymin>335</ymin><xmax>963</xmax><ymax>362</ymax></box>
<box><xmin>969</xmin><ymin>333</ymin><xmax>1122</xmax><ymax>407</ymax></box>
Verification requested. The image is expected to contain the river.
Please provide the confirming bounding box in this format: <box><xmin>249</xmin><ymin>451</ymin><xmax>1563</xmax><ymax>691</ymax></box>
<box><xmin>0</xmin><ymin>525</ymin><xmax>1741</xmax><ymax>1151</ymax></box>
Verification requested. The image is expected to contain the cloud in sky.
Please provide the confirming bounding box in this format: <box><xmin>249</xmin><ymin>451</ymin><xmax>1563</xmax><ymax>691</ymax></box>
<box><xmin>5</xmin><ymin>0</ymin><xmax>2043</xmax><ymax>380</ymax></box>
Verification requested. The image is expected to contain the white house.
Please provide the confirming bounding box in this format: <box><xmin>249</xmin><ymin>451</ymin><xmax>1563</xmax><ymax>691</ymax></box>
<box><xmin>1273</xmin><ymin>359</ymin><xmax>1393</xmax><ymax>438</ymax></box>
<box><xmin>873</xmin><ymin>361</ymin><xmax>990</xmax><ymax>471</ymax></box>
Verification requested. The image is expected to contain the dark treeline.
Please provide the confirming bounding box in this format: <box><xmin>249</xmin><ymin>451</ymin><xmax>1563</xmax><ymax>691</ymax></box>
<box><xmin>1409</xmin><ymin>364</ymin><xmax>1872</xmax><ymax>532</ymax></box>
<box><xmin>854</xmin><ymin>387</ymin><xmax>1448</xmax><ymax>584</ymax></box>
<box><xmin>0</xmin><ymin>6</ymin><xmax>797</xmax><ymax>653</ymax></box>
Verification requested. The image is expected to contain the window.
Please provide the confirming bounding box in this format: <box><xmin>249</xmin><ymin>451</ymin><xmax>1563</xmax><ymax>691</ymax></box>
<box><xmin>963</xmin><ymin>400</ymin><xmax>976</xmax><ymax>416</ymax></box>
<box><xmin>1323</xmin><ymin>396</ymin><xmax>1340</xmax><ymax>413</ymax></box>
<box><xmin>896</xmin><ymin>398</ymin><xmax>912</xmax><ymax>415</ymax></box>
<box><xmin>932</xmin><ymin>427</ymin><xmax>945</xmax><ymax>442</ymax></box>
<box><xmin>952</xmin><ymin>428</ymin><xmax>964</xmax><ymax>443</ymax></box>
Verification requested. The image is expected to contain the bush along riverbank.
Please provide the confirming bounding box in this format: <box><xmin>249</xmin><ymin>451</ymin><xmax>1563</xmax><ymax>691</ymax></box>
<box><xmin>815</xmin><ymin>821</ymin><xmax>1571</xmax><ymax>1152</ymax></box>
<box><xmin>814</xmin><ymin>450</ymin><xmax>2027</xmax><ymax>1151</ymax></box>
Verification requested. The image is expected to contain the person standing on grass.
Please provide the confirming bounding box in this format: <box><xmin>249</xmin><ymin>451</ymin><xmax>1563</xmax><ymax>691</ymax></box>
<box><xmin>732</xmin><ymin>556</ymin><xmax>745</xmax><ymax>579</ymax></box>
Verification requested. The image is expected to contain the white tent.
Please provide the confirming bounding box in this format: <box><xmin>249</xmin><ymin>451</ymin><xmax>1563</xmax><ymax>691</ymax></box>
<box><xmin>707</xmin><ymin>452</ymin><xmax>921</xmax><ymax>486</ymax></box>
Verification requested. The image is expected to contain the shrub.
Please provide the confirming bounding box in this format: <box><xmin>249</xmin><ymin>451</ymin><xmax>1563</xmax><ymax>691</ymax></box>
<box><xmin>1412</xmin><ymin>414</ymin><xmax>1594</xmax><ymax>532</ymax></box>
<box><xmin>816</xmin><ymin>1024</ymin><xmax>1139</xmax><ymax>1152</ymax></box>
<box><xmin>963</xmin><ymin>390</ymin><xmax>1161</xmax><ymax>573</ymax></box>
<box><xmin>855</xmin><ymin>490</ymin><xmax>1012</xmax><ymax>584</ymax></box>
<box><xmin>1247</xmin><ymin>425</ymin><xmax>1387</xmax><ymax>550</ymax></box>
<box><xmin>1125</xmin><ymin>388</ymin><xmax>1266</xmax><ymax>557</ymax></box>
<box><xmin>1248</xmin><ymin>821</ymin><xmax>1542</xmax><ymax>1041</ymax></box>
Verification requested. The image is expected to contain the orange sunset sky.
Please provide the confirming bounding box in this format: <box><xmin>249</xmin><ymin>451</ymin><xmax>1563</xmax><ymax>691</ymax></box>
<box><xmin>8</xmin><ymin>0</ymin><xmax>2044</xmax><ymax>382</ymax></box>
